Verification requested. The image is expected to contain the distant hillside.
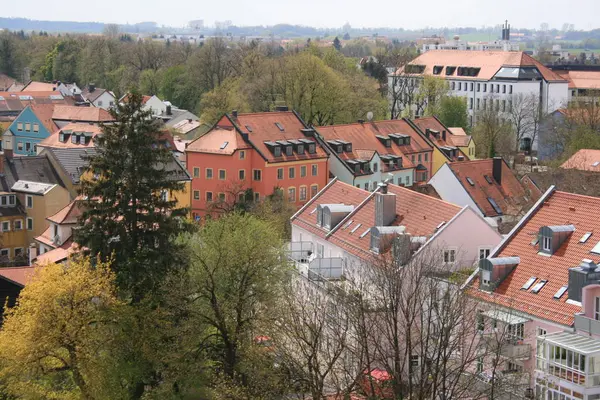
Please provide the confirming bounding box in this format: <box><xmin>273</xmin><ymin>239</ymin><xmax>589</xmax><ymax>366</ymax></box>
<box><xmin>0</xmin><ymin>17</ymin><xmax>159</xmax><ymax>33</ymax></box>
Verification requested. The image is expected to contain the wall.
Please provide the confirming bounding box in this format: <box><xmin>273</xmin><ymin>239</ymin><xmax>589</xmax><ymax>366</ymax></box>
<box><xmin>144</xmin><ymin>96</ymin><xmax>167</xmax><ymax>115</ymax></box>
<box><xmin>263</xmin><ymin>158</ymin><xmax>328</xmax><ymax>206</ymax></box>
<box><xmin>430</xmin><ymin>146</ymin><xmax>450</xmax><ymax>175</ymax></box>
<box><xmin>92</xmin><ymin>92</ymin><xmax>116</xmax><ymax>110</ymax></box>
<box><xmin>0</xmin><ymin>214</ymin><xmax>28</xmax><ymax>257</ymax></box>
<box><xmin>7</xmin><ymin>107</ymin><xmax>54</xmax><ymax>156</ymax></box>
<box><xmin>42</xmin><ymin>149</ymin><xmax>79</xmax><ymax>198</ymax></box>
<box><xmin>19</xmin><ymin>186</ymin><xmax>71</xmax><ymax>245</ymax></box>
<box><xmin>428</xmin><ymin>164</ymin><xmax>482</xmax><ymax>216</ymax></box>
<box><xmin>170</xmin><ymin>180</ymin><xmax>191</xmax><ymax>218</ymax></box>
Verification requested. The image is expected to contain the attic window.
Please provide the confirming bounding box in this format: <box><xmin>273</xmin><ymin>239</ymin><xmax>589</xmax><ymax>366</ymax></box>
<box><xmin>344</xmin><ymin>143</ymin><xmax>352</xmax><ymax>152</ymax></box>
<box><xmin>592</xmin><ymin>161</ymin><xmax>600</xmax><ymax>167</ymax></box>
<box><xmin>359</xmin><ymin>228</ymin><xmax>370</xmax><ymax>238</ymax></box>
<box><xmin>433</xmin><ymin>65</ymin><xmax>444</xmax><ymax>75</ymax></box>
<box><xmin>445</xmin><ymin>66</ymin><xmax>456</xmax><ymax>75</ymax></box>
<box><xmin>531</xmin><ymin>279</ymin><xmax>548</xmax><ymax>294</ymax></box>
<box><xmin>591</xmin><ymin>241</ymin><xmax>600</xmax><ymax>255</ymax></box>
<box><xmin>466</xmin><ymin>177</ymin><xmax>475</xmax><ymax>186</ymax></box>
<box><xmin>350</xmin><ymin>223</ymin><xmax>362</xmax><ymax>234</ymax></box>
<box><xmin>308</xmin><ymin>144</ymin><xmax>316</xmax><ymax>154</ymax></box>
<box><xmin>274</xmin><ymin>146</ymin><xmax>282</xmax><ymax>157</ymax></box>
<box><xmin>310</xmin><ymin>207</ymin><xmax>317</xmax><ymax>215</ymax></box>
<box><xmin>530</xmin><ymin>237</ymin><xmax>539</xmax><ymax>246</ymax></box>
<box><xmin>436</xmin><ymin>221</ymin><xmax>446</xmax><ymax>230</ymax></box>
<box><xmin>297</xmin><ymin>144</ymin><xmax>305</xmax><ymax>155</ymax></box>
<box><xmin>488</xmin><ymin>197</ymin><xmax>503</xmax><ymax>215</ymax></box>
<box><xmin>484</xmin><ymin>175</ymin><xmax>493</xmax><ymax>184</ymax></box>
<box><xmin>220</xmin><ymin>141</ymin><xmax>229</xmax><ymax>150</ymax></box>
<box><xmin>285</xmin><ymin>146</ymin><xmax>293</xmax><ymax>156</ymax></box>
<box><xmin>275</xmin><ymin>122</ymin><xmax>284</xmax><ymax>132</ymax></box>
<box><xmin>245</xmin><ymin>125</ymin><xmax>253</xmax><ymax>133</ymax></box>
<box><xmin>342</xmin><ymin>220</ymin><xmax>354</xmax><ymax>230</ymax></box>
<box><xmin>554</xmin><ymin>285</ymin><xmax>568</xmax><ymax>299</ymax></box>
<box><xmin>522</xmin><ymin>276</ymin><xmax>537</xmax><ymax>290</ymax></box>
<box><xmin>580</xmin><ymin>232</ymin><xmax>593</xmax><ymax>243</ymax></box>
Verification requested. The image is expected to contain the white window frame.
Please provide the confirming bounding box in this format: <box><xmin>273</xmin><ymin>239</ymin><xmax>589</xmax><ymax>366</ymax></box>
<box><xmin>13</xmin><ymin>219</ymin><xmax>22</xmax><ymax>231</ymax></box>
<box><xmin>13</xmin><ymin>247</ymin><xmax>23</xmax><ymax>258</ymax></box>
<box><xmin>537</xmin><ymin>327</ymin><xmax>547</xmax><ymax>337</ymax></box>
<box><xmin>1</xmin><ymin>221</ymin><xmax>9</xmax><ymax>232</ymax></box>
<box><xmin>0</xmin><ymin>248</ymin><xmax>9</xmax><ymax>258</ymax></box>
<box><xmin>443</xmin><ymin>248</ymin><xmax>457</xmax><ymax>264</ymax></box>
<box><xmin>479</xmin><ymin>247</ymin><xmax>491</xmax><ymax>260</ymax></box>
<box><xmin>316</xmin><ymin>243</ymin><xmax>324</xmax><ymax>258</ymax></box>
<box><xmin>26</xmin><ymin>217</ymin><xmax>33</xmax><ymax>231</ymax></box>
<box><xmin>542</xmin><ymin>236</ymin><xmax>551</xmax><ymax>252</ymax></box>
<box><xmin>26</xmin><ymin>195</ymin><xmax>33</xmax><ymax>209</ymax></box>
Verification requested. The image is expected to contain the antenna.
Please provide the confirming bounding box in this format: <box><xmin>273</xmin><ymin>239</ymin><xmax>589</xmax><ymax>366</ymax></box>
<box><xmin>366</xmin><ymin>111</ymin><xmax>374</xmax><ymax>121</ymax></box>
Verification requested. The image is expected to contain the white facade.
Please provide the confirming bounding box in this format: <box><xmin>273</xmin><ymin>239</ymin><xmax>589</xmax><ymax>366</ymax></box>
<box><xmin>328</xmin><ymin>151</ymin><xmax>414</xmax><ymax>191</ymax></box>
<box><xmin>91</xmin><ymin>91</ymin><xmax>116</xmax><ymax>110</ymax></box>
<box><xmin>422</xmin><ymin>39</ymin><xmax>520</xmax><ymax>53</ymax></box>
<box><xmin>428</xmin><ymin>163</ymin><xmax>480</xmax><ymax>215</ymax></box>
<box><xmin>144</xmin><ymin>95</ymin><xmax>168</xmax><ymax>116</ymax></box>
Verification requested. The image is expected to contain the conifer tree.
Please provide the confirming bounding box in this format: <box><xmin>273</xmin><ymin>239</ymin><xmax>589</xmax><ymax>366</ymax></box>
<box><xmin>75</xmin><ymin>91</ymin><xmax>189</xmax><ymax>301</ymax></box>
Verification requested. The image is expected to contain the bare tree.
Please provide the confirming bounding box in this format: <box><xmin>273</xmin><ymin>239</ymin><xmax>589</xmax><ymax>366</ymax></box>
<box><xmin>388</xmin><ymin>71</ymin><xmax>420</xmax><ymax>119</ymax></box>
<box><xmin>473</xmin><ymin>95</ymin><xmax>514</xmax><ymax>158</ymax></box>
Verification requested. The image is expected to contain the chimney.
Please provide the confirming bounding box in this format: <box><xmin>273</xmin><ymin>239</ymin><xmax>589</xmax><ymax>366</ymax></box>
<box><xmin>28</xmin><ymin>243</ymin><xmax>37</xmax><ymax>265</ymax></box>
<box><xmin>492</xmin><ymin>157</ymin><xmax>503</xmax><ymax>185</ymax></box>
<box><xmin>3</xmin><ymin>149</ymin><xmax>13</xmax><ymax>162</ymax></box>
<box><xmin>232</xmin><ymin>110</ymin><xmax>238</xmax><ymax>118</ymax></box>
<box><xmin>425</xmin><ymin>128</ymin><xmax>431</xmax><ymax>138</ymax></box>
<box><xmin>275</xmin><ymin>105</ymin><xmax>289</xmax><ymax>112</ymax></box>
<box><xmin>166</xmin><ymin>105</ymin><xmax>172</xmax><ymax>115</ymax></box>
<box><xmin>188</xmin><ymin>118</ymin><xmax>193</xmax><ymax>123</ymax></box>
<box><xmin>357</xmin><ymin>119</ymin><xmax>365</xmax><ymax>124</ymax></box>
<box><xmin>87</xmin><ymin>83</ymin><xmax>96</xmax><ymax>92</ymax></box>
<box><xmin>375</xmin><ymin>188</ymin><xmax>397</xmax><ymax>227</ymax></box>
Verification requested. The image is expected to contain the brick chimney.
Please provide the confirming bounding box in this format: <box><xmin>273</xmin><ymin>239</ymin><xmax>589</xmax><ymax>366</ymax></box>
<box><xmin>493</xmin><ymin>157</ymin><xmax>503</xmax><ymax>185</ymax></box>
<box><xmin>375</xmin><ymin>185</ymin><xmax>397</xmax><ymax>227</ymax></box>
<box><xmin>28</xmin><ymin>243</ymin><xmax>37</xmax><ymax>265</ymax></box>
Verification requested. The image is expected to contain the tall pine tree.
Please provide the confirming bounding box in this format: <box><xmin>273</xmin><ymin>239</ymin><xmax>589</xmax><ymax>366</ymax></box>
<box><xmin>76</xmin><ymin>92</ymin><xmax>189</xmax><ymax>301</ymax></box>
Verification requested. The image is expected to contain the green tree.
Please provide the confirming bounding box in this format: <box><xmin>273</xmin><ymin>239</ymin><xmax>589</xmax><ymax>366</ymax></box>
<box><xmin>183</xmin><ymin>212</ymin><xmax>289</xmax><ymax>382</ymax></box>
<box><xmin>333</xmin><ymin>36</ymin><xmax>342</xmax><ymax>51</ymax></box>
<box><xmin>438</xmin><ymin>96</ymin><xmax>469</xmax><ymax>130</ymax></box>
<box><xmin>75</xmin><ymin>92</ymin><xmax>190</xmax><ymax>301</ymax></box>
<box><xmin>418</xmin><ymin>76</ymin><xmax>450</xmax><ymax>117</ymax></box>
<box><xmin>198</xmin><ymin>77</ymin><xmax>249</xmax><ymax>124</ymax></box>
<box><xmin>0</xmin><ymin>32</ymin><xmax>18</xmax><ymax>77</ymax></box>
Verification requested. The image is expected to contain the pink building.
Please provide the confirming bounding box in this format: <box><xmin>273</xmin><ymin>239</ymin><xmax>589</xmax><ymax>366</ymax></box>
<box><xmin>466</xmin><ymin>185</ymin><xmax>600</xmax><ymax>400</ymax></box>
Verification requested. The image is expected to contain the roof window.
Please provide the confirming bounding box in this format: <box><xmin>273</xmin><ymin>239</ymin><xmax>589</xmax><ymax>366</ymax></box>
<box><xmin>342</xmin><ymin>220</ymin><xmax>354</xmax><ymax>230</ymax></box>
<box><xmin>484</xmin><ymin>175</ymin><xmax>493</xmax><ymax>184</ymax></box>
<box><xmin>487</xmin><ymin>197</ymin><xmax>503</xmax><ymax>215</ymax></box>
<box><xmin>359</xmin><ymin>228</ymin><xmax>370</xmax><ymax>238</ymax></box>
<box><xmin>350</xmin><ymin>223</ymin><xmax>362</xmax><ymax>234</ymax></box>
<box><xmin>531</xmin><ymin>279</ymin><xmax>548</xmax><ymax>294</ymax></box>
<box><xmin>436</xmin><ymin>221</ymin><xmax>446</xmax><ymax>230</ymax></box>
<box><xmin>521</xmin><ymin>276</ymin><xmax>537</xmax><ymax>290</ymax></box>
<box><xmin>591</xmin><ymin>241</ymin><xmax>600</xmax><ymax>255</ymax></box>
<box><xmin>245</xmin><ymin>125</ymin><xmax>253</xmax><ymax>133</ymax></box>
<box><xmin>554</xmin><ymin>285</ymin><xmax>568</xmax><ymax>299</ymax></box>
<box><xmin>275</xmin><ymin>122</ymin><xmax>284</xmax><ymax>132</ymax></box>
<box><xmin>445</xmin><ymin>66</ymin><xmax>456</xmax><ymax>75</ymax></box>
<box><xmin>220</xmin><ymin>141</ymin><xmax>229</xmax><ymax>150</ymax></box>
<box><xmin>592</xmin><ymin>161</ymin><xmax>600</xmax><ymax>167</ymax></box>
<box><xmin>466</xmin><ymin>177</ymin><xmax>475</xmax><ymax>186</ymax></box>
<box><xmin>405</xmin><ymin>64</ymin><xmax>425</xmax><ymax>74</ymax></box>
<box><xmin>580</xmin><ymin>232</ymin><xmax>593</xmax><ymax>243</ymax></box>
<box><xmin>433</xmin><ymin>65</ymin><xmax>444</xmax><ymax>75</ymax></box>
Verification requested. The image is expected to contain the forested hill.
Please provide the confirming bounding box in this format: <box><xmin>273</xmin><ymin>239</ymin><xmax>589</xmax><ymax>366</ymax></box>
<box><xmin>0</xmin><ymin>18</ymin><xmax>159</xmax><ymax>34</ymax></box>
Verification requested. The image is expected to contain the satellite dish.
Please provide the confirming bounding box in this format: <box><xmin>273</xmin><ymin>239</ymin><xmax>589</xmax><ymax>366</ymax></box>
<box><xmin>366</xmin><ymin>111</ymin><xmax>374</xmax><ymax>121</ymax></box>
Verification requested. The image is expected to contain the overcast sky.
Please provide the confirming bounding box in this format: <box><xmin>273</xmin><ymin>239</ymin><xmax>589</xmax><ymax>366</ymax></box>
<box><xmin>7</xmin><ymin>0</ymin><xmax>600</xmax><ymax>30</ymax></box>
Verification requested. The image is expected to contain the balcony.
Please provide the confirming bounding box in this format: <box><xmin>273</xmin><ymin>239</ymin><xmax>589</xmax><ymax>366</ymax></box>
<box><xmin>574</xmin><ymin>313</ymin><xmax>600</xmax><ymax>336</ymax></box>
<box><xmin>287</xmin><ymin>242</ymin><xmax>345</xmax><ymax>281</ymax></box>
<box><xmin>481</xmin><ymin>335</ymin><xmax>531</xmax><ymax>360</ymax></box>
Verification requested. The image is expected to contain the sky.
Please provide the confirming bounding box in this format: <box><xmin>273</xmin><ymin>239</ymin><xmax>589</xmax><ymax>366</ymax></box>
<box><xmin>6</xmin><ymin>0</ymin><xmax>600</xmax><ymax>30</ymax></box>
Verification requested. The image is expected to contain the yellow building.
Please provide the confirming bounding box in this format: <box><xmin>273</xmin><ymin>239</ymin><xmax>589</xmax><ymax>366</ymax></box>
<box><xmin>0</xmin><ymin>191</ymin><xmax>28</xmax><ymax>264</ymax></box>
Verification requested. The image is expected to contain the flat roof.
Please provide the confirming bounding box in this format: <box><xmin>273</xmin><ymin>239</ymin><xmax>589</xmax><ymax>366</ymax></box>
<box><xmin>543</xmin><ymin>331</ymin><xmax>600</xmax><ymax>355</ymax></box>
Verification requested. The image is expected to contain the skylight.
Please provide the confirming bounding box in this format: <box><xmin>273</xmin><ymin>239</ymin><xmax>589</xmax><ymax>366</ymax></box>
<box><xmin>554</xmin><ymin>285</ymin><xmax>568</xmax><ymax>299</ymax></box>
<box><xmin>350</xmin><ymin>223</ymin><xmax>362</xmax><ymax>234</ymax></box>
<box><xmin>436</xmin><ymin>221</ymin><xmax>446</xmax><ymax>230</ymax></box>
<box><xmin>275</xmin><ymin>122</ymin><xmax>284</xmax><ymax>132</ymax></box>
<box><xmin>591</xmin><ymin>241</ymin><xmax>600</xmax><ymax>255</ymax></box>
<box><xmin>521</xmin><ymin>277</ymin><xmax>537</xmax><ymax>290</ymax></box>
<box><xmin>310</xmin><ymin>207</ymin><xmax>317</xmax><ymax>215</ymax></box>
<box><xmin>359</xmin><ymin>228</ymin><xmax>370</xmax><ymax>238</ymax></box>
<box><xmin>531</xmin><ymin>280</ymin><xmax>548</xmax><ymax>294</ymax></box>
<box><xmin>220</xmin><ymin>141</ymin><xmax>229</xmax><ymax>149</ymax></box>
<box><xmin>487</xmin><ymin>197</ymin><xmax>503</xmax><ymax>215</ymax></box>
<box><xmin>593</xmin><ymin>161</ymin><xmax>600</xmax><ymax>167</ymax></box>
<box><xmin>342</xmin><ymin>220</ymin><xmax>354</xmax><ymax>230</ymax></box>
<box><xmin>484</xmin><ymin>175</ymin><xmax>493</xmax><ymax>184</ymax></box>
<box><xmin>531</xmin><ymin>237</ymin><xmax>539</xmax><ymax>246</ymax></box>
<box><xmin>245</xmin><ymin>125</ymin><xmax>253</xmax><ymax>133</ymax></box>
<box><xmin>580</xmin><ymin>232</ymin><xmax>593</xmax><ymax>243</ymax></box>
<box><xmin>466</xmin><ymin>177</ymin><xmax>475</xmax><ymax>186</ymax></box>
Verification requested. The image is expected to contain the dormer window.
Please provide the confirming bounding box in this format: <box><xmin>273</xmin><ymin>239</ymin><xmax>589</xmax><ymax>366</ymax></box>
<box><xmin>539</xmin><ymin>225</ymin><xmax>575</xmax><ymax>256</ymax></box>
<box><xmin>285</xmin><ymin>146</ymin><xmax>293</xmax><ymax>156</ymax></box>
<box><xmin>385</xmin><ymin>139</ymin><xmax>391</xmax><ymax>148</ymax></box>
<box><xmin>542</xmin><ymin>236</ymin><xmax>551</xmax><ymax>252</ymax></box>
<box><xmin>274</xmin><ymin>146</ymin><xmax>282</xmax><ymax>157</ymax></box>
<box><xmin>345</xmin><ymin>143</ymin><xmax>352</xmax><ymax>152</ymax></box>
<box><xmin>297</xmin><ymin>144</ymin><xmax>305</xmax><ymax>155</ymax></box>
<box><xmin>71</xmin><ymin>134</ymin><xmax>79</xmax><ymax>144</ymax></box>
<box><xmin>308</xmin><ymin>144</ymin><xmax>316</xmax><ymax>154</ymax></box>
<box><xmin>336</xmin><ymin>145</ymin><xmax>343</xmax><ymax>154</ymax></box>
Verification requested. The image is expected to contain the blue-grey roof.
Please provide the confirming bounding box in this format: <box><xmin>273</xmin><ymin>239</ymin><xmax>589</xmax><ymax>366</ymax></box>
<box><xmin>1</xmin><ymin>155</ymin><xmax>65</xmax><ymax>192</ymax></box>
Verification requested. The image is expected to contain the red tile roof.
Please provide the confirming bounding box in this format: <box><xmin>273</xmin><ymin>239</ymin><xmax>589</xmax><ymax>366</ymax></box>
<box><xmin>39</xmin><ymin>123</ymin><xmax>102</xmax><ymax>149</ymax></box>
<box><xmin>22</xmin><ymin>81</ymin><xmax>57</xmax><ymax>91</ymax></box>
<box><xmin>186</xmin><ymin>127</ymin><xmax>251</xmax><ymax>155</ymax></box>
<box><xmin>561</xmin><ymin>149</ymin><xmax>600</xmax><ymax>172</ymax></box>
<box><xmin>554</xmin><ymin>70</ymin><xmax>600</xmax><ymax>90</ymax></box>
<box><xmin>47</xmin><ymin>200</ymin><xmax>83</xmax><ymax>224</ymax></box>
<box><xmin>446</xmin><ymin>159</ymin><xmax>532</xmax><ymax>217</ymax></box>
<box><xmin>35</xmin><ymin>240</ymin><xmax>77</xmax><ymax>265</ymax></box>
<box><xmin>468</xmin><ymin>190</ymin><xmax>600</xmax><ymax>326</ymax></box>
<box><xmin>397</xmin><ymin>51</ymin><xmax>566</xmax><ymax>82</ymax></box>
<box><xmin>188</xmin><ymin>111</ymin><xmax>328</xmax><ymax>163</ymax></box>
<box><xmin>52</xmin><ymin>105</ymin><xmax>114</xmax><ymax>122</ymax></box>
<box><xmin>29</xmin><ymin>103</ymin><xmax>58</xmax><ymax>133</ymax></box>
<box><xmin>410</xmin><ymin>117</ymin><xmax>469</xmax><ymax>160</ymax></box>
<box><xmin>0</xmin><ymin>266</ymin><xmax>36</xmax><ymax>286</ymax></box>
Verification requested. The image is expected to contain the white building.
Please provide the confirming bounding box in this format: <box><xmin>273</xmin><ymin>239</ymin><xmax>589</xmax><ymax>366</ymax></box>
<box><xmin>80</xmin><ymin>84</ymin><xmax>117</xmax><ymax>110</ymax></box>
<box><xmin>421</xmin><ymin>22</ymin><xmax>520</xmax><ymax>53</ymax></box>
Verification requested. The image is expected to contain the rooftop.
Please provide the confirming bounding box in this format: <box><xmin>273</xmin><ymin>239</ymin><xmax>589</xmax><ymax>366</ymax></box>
<box><xmin>11</xmin><ymin>180</ymin><xmax>56</xmax><ymax>195</ymax></box>
<box><xmin>0</xmin><ymin>91</ymin><xmax>72</xmax><ymax>114</ymax></box>
<box><xmin>22</xmin><ymin>81</ymin><xmax>57</xmax><ymax>92</ymax></box>
<box><xmin>51</xmin><ymin>105</ymin><xmax>114</xmax><ymax>122</ymax></box>
<box><xmin>0</xmin><ymin>266</ymin><xmax>36</xmax><ymax>287</ymax></box>
<box><xmin>468</xmin><ymin>189</ymin><xmax>600</xmax><ymax>325</ymax></box>
<box><xmin>0</xmin><ymin>155</ymin><xmax>65</xmax><ymax>192</ymax></box>
<box><xmin>410</xmin><ymin>117</ymin><xmax>469</xmax><ymax>161</ymax></box>
<box><xmin>561</xmin><ymin>149</ymin><xmax>600</xmax><ymax>172</ymax></box>
<box><xmin>38</xmin><ymin>123</ymin><xmax>103</xmax><ymax>149</ymax></box>
<box><xmin>555</xmin><ymin>70</ymin><xmax>600</xmax><ymax>90</ymax></box>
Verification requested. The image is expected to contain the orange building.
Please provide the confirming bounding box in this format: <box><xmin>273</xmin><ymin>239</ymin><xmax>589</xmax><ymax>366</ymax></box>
<box><xmin>185</xmin><ymin>109</ymin><xmax>329</xmax><ymax>220</ymax></box>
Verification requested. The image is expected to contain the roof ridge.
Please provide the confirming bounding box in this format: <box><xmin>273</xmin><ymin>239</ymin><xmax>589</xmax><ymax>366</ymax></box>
<box><xmin>389</xmin><ymin>184</ymin><xmax>462</xmax><ymax>211</ymax></box>
<box><xmin>554</xmin><ymin>189</ymin><xmax>600</xmax><ymax>202</ymax></box>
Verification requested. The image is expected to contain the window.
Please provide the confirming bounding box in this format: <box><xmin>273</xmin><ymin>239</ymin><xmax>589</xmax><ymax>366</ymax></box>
<box><xmin>476</xmin><ymin>357</ymin><xmax>483</xmax><ymax>373</ymax></box>
<box><xmin>299</xmin><ymin>186</ymin><xmax>307</xmax><ymax>201</ymax></box>
<box><xmin>477</xmin><ymin>98</ymin><xmax>480</xmax><ymax>110</ymax></box>
<box><xmin>508</xmin><ymin>100</ymin><xmax>512</xmax><ymax>112</ymax></box>
<box><xmin>443</xmin><ymin>249</ymin><xmax>456</xmax><ymax>263</ymax></box>
<box><xmin>289</xmin><ymin>167</ymin><xmax>295</xmax><ymax>179</ymax></box>
<box><xmin>479</xmin><ymin>248</ymin><xmax>491</xmax><ymax>260</ymax></box>
<box><xmin>239</xmin><ymin>150</ymin><xmax>245</xmax><ymax>160</ymax></box>
<box><xmin>405</xmin><ymin>176</ymin><xmax>410</xmax><ymax>185</ymax></box>
<box><xmin>285</xmin><ymin>146</ymin><xmax>293</xmax><ymax>156</ymax></box>
<box><xmin>193</xmin><ymin>190</ymin><xmax>200</xmax><ymax>200</ymax></box>
<box><xmin>311</xmin><ymin>164</ymin><xmax>318</xmax><ymax>176</ymax></box>
<box><xmin>71</xmin><ymin>134</ymin><xmax>79</xmax><ymax>144</ymax></box>
<box><xmin>508</xmin><ymin>323</ymin><xmax>524</xmax><ymax>340</ymax></box>
<box><xmin>502</xmin><ymin>99</ymin><xmax>506</xmax><ymax>112</ymax></box>
<box><xmin>469</xmin><ymin>98</ymin><xmax>473</xmax><ymax>110</ymax></box>
<box><xmin>310</xmin><ymin>185</ymin><xmax>318</xmax><ymax>198</ymax></box>
<box><xmin>288</xmin><ymin>187</ymin><xmax>296</xmax><ymax>202</ymax></box>
<box><xmin>97</xmin><ymin>100</ymin><xmax>103</xmax><ymax>107</ymax></box>
<box><xmin>274</xmin><ymin>147</ymin><xmax>282</xmax><ymax>157</ymax></box>
<box><xmin>254</xmin><ymin>192</ymin><xmax>260</xmax><ymax>202</ymax></box>
<box><xmin>14</xmin><ymin>248</ymin><xmax>23</xmax><ymax>258</ymax></box>
<box><xmin>206</xmin><ymin>168</ymin><xmax>213</xmax><ymax>179</ymax></box>
<box><xmin>424</xmin><ymin>153</ymin><xmax>428</xmax><ymax>162</ymax></box>
<box><xmin>17</xmin><ymin>122</ymin><xmax>23</xmax><ymax>131</ymax></box>
<box><xmin>542</xmin><ymin>236</ymin><xmax>551</xmax><ymax>252</ymax></box>
<box><xmin>277</xmin><ymin>168</ymin><xmax>284</xmax><ymax>180</ymax></box>
<box><xmin>458</xmin><ymin>82</ymin><xmax>462</xmax><ymax>91</ymax></box>
<box><xmin>451</xmin><ymin>82</ymin><xmax>455</xmax><ymax>90</ymax></box>
<box><xmin>537</xmin><ymin>327</ymin><xmax>547</xmax><ymax>337</ymax></box>
<box><xmin>1</xmin><ymin>221</ymin><xmax>9</xmax><ymax>232</ymax></box>
<box><xmin>364</xmin><ymin>182</ymin><xmax>369</xmax><ymax>190</ymax></box>
<box><xmin>502</xmin><ymin>85</ymin><xmax>506</xmax><ymax>94</ymax></box>
<box><xmin>253</xmin><ymin>169</ymin><xmax>262</xmax><ymax>181</ymax></box>
<box><xmin>193</xmin><ymin>167</ymin><xmax>199</xmax><ymax>178</ymax></box>
<box><xmin>483</xmin><ymin>99</ymin><xmax>487</xmax><ymax>110</ymax></box>
<box><xmin>470</xmin><ymin>82</ymin><xmax>473</xmax><ymax>91</ymax></box>
<box><xmin>33</xmin><ymin>123</ymin><xmax>39</xmax><ymax>132</ymax></box>
<box><xmin>483</xmin><ymin>83</ymin><xmax>487</xmax><ymax>92</ymax></box>
<box><xmin>26</xmin><ymin>218</ymin><xmax>33</xmax><ymax>231</ymax></box>
<box><xmin>477</xmin><ymin>83</ymin><xmax>480</xmax><ymax>92</ymax></box>
<box><xmin>239</xmin><ymin>170</ymin><xmax>246</xmax><ymax>180</ymax></box>
<box><xmin>17</xmin><ymin>142</ymin><xmax>23</xmax><ymax>151</ymax></box>
<box><xmin>595</xmin><ymin>297</ymin><xmax>600</xmax><ymax>321</ymax></box>
<box><xmin>14</xmin><ymin>220</ymin><xmax>22</xmax><ymax>230</ymax></box>
<box><xmin>218</xmin><ymin>193</ymin><xmax>225</xmax><ymax>202</ymax></box>
<box><xmin>509</xmin><ymin>85</ymin><xmax>513</xmax><ymax>94</ymax></box>
<box><xmin>300</xmin><ymin>165</ymin><xmax>307</xmax><ymax>177</ymax></box>
<box><xmin>25</xmin><ymin>123</ymin><xmax>31</xmax><ymax>131</ymax></box>
<box><xmin>26</xmin><ymin>195</ymin><xmax>33</xmax><ymax>209</ymax></box>
<box><xmin>206</xmin><ymin>192</ymin><xmax>213</xmax><ymax>202</ymax></box>
<box><xmin>522</xmin><ymin>276</ymin><xmax>537</xmax><ymax>290</ymax></box>
<box><xmin>218</xmin><ymin>169</ymin><xmax>226</xmax><ymax>180</ymax></box>
<box><xmin>476</xmin><ymin>312</ymin><xmax>484</xmax><ymax>332</ymax></box>
<box><xmin>531</xmin><ymin>279</ymin><xmax>547</xmax><ymax>294</ymax></box>
<box><xmin>373</xmin><ymin>163</ymin><xmax>378</xmax><ymax>172</ymax></box>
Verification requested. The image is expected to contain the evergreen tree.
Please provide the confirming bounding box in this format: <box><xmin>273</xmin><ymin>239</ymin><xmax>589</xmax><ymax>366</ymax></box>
<box><xmin>333</xmin><ymin>36</ymin><xmax>342</xmax><ymax>51</ymax></box>
<box><xmin>75</xmin><ymin>92</ymin><xmax>190</xmax><ymax>301</ymax></box>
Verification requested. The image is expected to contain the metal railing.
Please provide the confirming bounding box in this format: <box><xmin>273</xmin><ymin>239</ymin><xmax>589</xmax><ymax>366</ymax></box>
<box><xmin>307</xmin><ymin>257</ymin><xmax>345</xmax><ymax>280</ymax></box>
<box><xmin>575</xmin><ymin>313</ymin><xmax>600</xmax><ymax>336</ymax></box>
